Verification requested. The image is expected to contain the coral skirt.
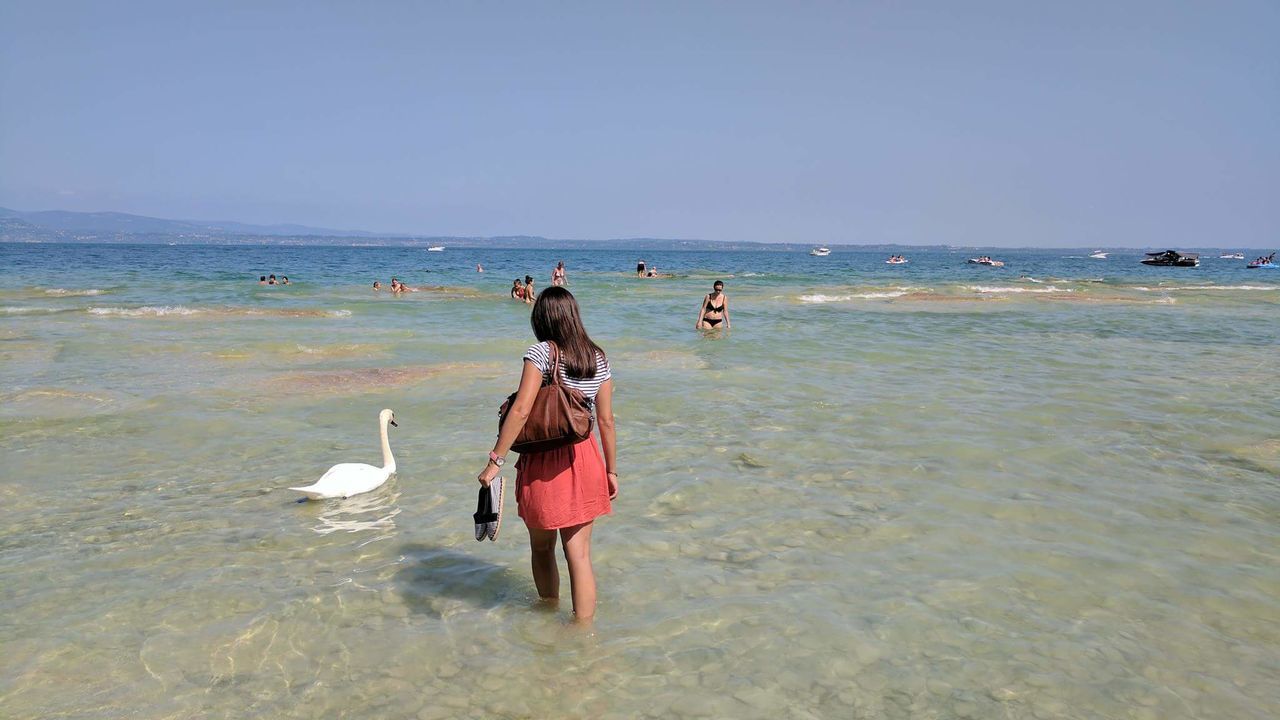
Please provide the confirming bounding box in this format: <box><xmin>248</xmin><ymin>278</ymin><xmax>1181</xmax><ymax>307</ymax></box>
<box><xmin>515</xmin><ymin>436</ymin><xmax>611</xmax><ymax>530</ymax></box>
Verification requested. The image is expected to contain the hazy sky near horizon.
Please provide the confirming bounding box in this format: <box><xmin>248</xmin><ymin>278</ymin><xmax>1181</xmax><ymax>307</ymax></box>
<box><xmin>1</xmin><ymin>1</ymin><xmax>1277</xmax><ymax>246</ymax></box>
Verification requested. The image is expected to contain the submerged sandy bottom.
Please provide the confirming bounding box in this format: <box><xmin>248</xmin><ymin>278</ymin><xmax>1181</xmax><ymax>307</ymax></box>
<box><xmin>2</xmin><ymin>250</ymin><xmax>1278</xmax><ymax>719</ymax></box>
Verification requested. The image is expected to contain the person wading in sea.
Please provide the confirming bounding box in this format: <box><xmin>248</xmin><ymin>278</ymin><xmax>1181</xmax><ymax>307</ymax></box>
<box><xmin>477</xmin><ymin>287</ymin><xmax>617</xmax><ymax>622</ymax></box>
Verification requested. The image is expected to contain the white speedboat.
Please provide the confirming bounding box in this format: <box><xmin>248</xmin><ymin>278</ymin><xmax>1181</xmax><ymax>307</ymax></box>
<box><xmin>810</xmin><ymin>247</ymin><xmax>831</xmax><ymax>257</ymax></box>
<box><xmin>1219</xmin><ymin>252</ymin><xmax>1244</xmax><ymax>259</ymax></box>
<box><xmin>1089</xmin><ymin>250</ymin><xmax>1108</xmax><ymax>259</ymax></box>
<box><xmin>886</xmin><ymin>257</ymin><xmax>908</xmax><ymax>264</ymax></box>
<box><xmin>426</xmin><ymin>245</ymin><xmax>445</xmax><ymax>252</ymax></box>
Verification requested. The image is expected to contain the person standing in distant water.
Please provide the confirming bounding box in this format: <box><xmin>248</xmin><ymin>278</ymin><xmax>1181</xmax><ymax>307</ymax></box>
<box><xmin>268</xmin><ymin>274</ymin><xmax>277</xmax><ymax>285</ymax></box>
<box><xmin>259</xmin><ymin>276</ymin><xmax>267</xmax><ymax>285</ymax></box>
<box><xmin>636</xmin><ymin>259</ymin><xmax>646</xmax><ymax>277</ymax></box>
<box><xmin>477</xmin><ymin>264</ymin><xmax>484</xmax><ymax>273</ymax></box>
<box><xmin>524</xmin><ymin>275</ymin><xmax>537</xmax><ymax>302</ymax></box>
<box><xmin>551</xmin><ymin>261</ymin><xmax>567</xmax><ymax>287</ymax></box>
<box><xmin>511</xmin><ymin>278</ymin><xmax>526</xmax><ymax>301</ymax></box>
<box><xmin>696</xmin><ymin>280</ymin><xmax>730</xmax><ymax>330</ymax></box>
<box><xmin>476</xmin><ymin>287</ymin><xmax>617</xmax><ymax>622</ymax></box>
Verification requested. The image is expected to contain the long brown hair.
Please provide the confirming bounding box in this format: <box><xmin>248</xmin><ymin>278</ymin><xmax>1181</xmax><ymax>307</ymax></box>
<box><xmin>530</xmin><ymin>287</ymin><xmax>605</xmax><ymax>378</ymax></box>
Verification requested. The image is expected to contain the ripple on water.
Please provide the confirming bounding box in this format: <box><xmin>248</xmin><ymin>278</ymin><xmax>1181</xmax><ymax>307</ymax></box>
<box><xmin>0</xmin><ymin>387</ymin><xmax>132</xmax><ymax>419</ymax></box>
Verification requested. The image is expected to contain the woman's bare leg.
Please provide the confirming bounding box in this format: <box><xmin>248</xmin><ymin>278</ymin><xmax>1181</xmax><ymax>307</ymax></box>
<box><xmin>559</xmin><ymin>522</ymin><xmax>596</xmax><ymax>620</ymax></box>
<box><xmin>527</xmin><ymin>526</ymin><xmax>559</xmax><ymax>601</ymax></box>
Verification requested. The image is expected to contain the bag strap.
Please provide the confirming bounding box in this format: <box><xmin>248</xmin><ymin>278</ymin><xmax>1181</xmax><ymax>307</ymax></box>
<box><xmin>546</xmin><ymin>341</ymin><xmax>562</xmax><ymax>387</ymax></box>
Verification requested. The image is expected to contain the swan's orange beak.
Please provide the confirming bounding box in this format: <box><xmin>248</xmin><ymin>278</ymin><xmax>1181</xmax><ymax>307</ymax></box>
<box><xmin>389</xmin><ymin>419</ymin><xmax>398</xmax><ymax>427</ymax></box>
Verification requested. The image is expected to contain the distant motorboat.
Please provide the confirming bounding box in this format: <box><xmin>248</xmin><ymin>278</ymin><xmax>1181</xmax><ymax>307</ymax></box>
<box><xmin>1089</xmin><ymin>250</ymin><xmax>1109</xmax><ymax>259</ymax></box>
<box><xmin>810</xmin><ymin>247</ymin><xmax>831</xmax><ymax>257</ymax></box>
<box><xmin>1219</xmin><ymin>252</ymin><xmax>1245</xmax><ymax>259</ymax></box>
<box><xmin>1140</xmin><ymin>250</ymin><xmax>1199</xmax><ymax>267</ymax></box>
<box><xmin>968</xmin><ymin>257</ymin><xmax>1005</xmax><ymax>267</ymax></box>
<box><xmin>426</xmin><ymin>245</ymin><xmax>445</xmax><ymax>252</ymax></box>
<box><xmin>886</xmin><ymin>256</ymin><xmax>908</xmax><ymax>264</ymax></box>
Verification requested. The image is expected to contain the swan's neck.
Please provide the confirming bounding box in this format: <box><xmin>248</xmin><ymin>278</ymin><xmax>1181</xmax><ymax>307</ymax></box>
<box><xmin>379</xmin><ymin>419</ymin><xmax>396</xmax><ymax>473</ymax></box>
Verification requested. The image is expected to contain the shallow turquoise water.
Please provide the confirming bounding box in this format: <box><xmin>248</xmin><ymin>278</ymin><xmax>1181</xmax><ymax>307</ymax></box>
<box><xmin>1</xmin><ymin>242</ymin><xmax>1278</xmax><ymax>718</ymax></box>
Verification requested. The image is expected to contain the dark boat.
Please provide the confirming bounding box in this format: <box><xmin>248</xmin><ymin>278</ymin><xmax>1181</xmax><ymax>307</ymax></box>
<box><xmin>1140</xmin><ymin>250</ymin><xmax>1199</xmax><ymax>267</ymax></box>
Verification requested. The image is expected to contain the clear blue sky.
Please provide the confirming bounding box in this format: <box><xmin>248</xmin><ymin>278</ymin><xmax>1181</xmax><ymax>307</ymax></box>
<box><xmin>1</xmin><ymin>1</ymin><xmax>1276</xmax><ymax>245</ymax></box>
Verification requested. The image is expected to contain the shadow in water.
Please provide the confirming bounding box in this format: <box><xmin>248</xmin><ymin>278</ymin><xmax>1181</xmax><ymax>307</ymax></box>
<box><xmin>393</xmin><ymin>543</ymin><xmax>527</xmax><ymax>617</ymax></box>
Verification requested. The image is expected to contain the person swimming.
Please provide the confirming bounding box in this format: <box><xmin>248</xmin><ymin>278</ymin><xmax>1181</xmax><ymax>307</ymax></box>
<box><xmin>511</xmin><ymin>278</ymin><xmax>527</xmax><ymax>301</ymax></box>
<box><xmin>268</xmin><ymin>274</ymin><xmax>277</xmax><ymax>285</ymax></box>
<box><xmin>373</xmin><ymin>280</ymin><xmax>383</xmax><ymax>292</ymax></box>
<box><xmin>281</xmin><ymin>276</ymin><xmax>290</xmax><ymax>285</ymax></box>
<box><xmin>259</xmin><ymin>276</ymin><xmax>267</xmax><ymax>285</ymax></box>
<box><xmin>477</xmin><ymin>264</ymin><xmax>484</xmax><ymax>273</ymax></box>
<box><xmin>696</xmin><ymin>280</ymin><xmax>729</xmax><ymax>330</ymax></box>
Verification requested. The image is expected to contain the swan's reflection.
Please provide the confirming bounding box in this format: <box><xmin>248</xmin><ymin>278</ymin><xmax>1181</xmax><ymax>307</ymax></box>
<box><xmin>312</xmin><ymin>487</ymin><xmax>401</xmax><ymax>544</ymax></box>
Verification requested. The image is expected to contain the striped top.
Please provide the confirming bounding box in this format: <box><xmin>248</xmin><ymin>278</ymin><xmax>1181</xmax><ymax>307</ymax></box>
<box><xmin>524</xmin><ymin>341</ymin><xmax>612</xmax><ymax>404</ymax></box>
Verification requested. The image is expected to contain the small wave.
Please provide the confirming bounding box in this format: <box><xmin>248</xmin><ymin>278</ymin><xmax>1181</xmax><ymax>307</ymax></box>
<box><xmin>969</xmin><ymin>286</ymin><xmax>1072</xmax><ymax>294</ymax></box>
<box><xmin>87</xmin><ymin>306</ymin><xmax>353</xmax><ymax>318</ymax></box>
<box><xmin>1</xmin><ymin>306</ymin><xmax>62</xmax><ymax>315</ymax></box>
<box><xmin>88</xmin><ymin>305</ymin><xmax>202</xmax><ymax>316</ymax></box>
<box><xmin>1175</xmin><ymin>285</ymin><xmax>1277</xmax><ymax>292</ymax></box>
<box><xmin>42</xmin><ymin>288</ymin><xmax>106</xmax><ymax>296</ymax></box>
<box><xmin>800</xmin><ymin>291</ymin><xmax>909</xmax><ymax>303</ymax></box>
<box><xmin>1132</xmin><ymin>285</ymin><xmax>1277</xmax><ymax>292</ymax></box>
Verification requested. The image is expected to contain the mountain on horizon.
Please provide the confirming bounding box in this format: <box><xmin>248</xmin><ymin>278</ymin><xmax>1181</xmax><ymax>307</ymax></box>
<box><xmin>0</xmin><ymin>206</ymin><xmax>384</xmax><ymax>238</ymax></box>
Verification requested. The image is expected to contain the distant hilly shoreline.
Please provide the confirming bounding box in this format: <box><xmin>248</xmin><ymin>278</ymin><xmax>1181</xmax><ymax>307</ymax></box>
<box><xmin>0</xmin><ymin>206</ymin><xmax>877</xmax><ymax>251</ymax></box>
<box><xmin>1</xmin><ymin>207</ymin><xmax>1272</xmax><ymax>251</ymax></box>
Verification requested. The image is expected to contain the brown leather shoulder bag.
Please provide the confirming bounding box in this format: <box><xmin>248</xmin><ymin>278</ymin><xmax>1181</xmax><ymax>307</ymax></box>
<box><xmin>498</xmin><ymin>341</ymin><xmax>594</xmax><ymax>453</ymax></box>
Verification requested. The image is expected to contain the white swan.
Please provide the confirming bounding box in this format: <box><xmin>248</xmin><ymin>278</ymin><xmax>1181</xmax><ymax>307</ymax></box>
<box><xmin>290</xmin><ymin>409</ymin><xmax>398</xmax><ymax>500</ymax></box>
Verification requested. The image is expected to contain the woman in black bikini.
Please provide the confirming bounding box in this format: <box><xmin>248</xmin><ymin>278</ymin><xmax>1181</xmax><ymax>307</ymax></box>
<box><xmin>696</xmin><ymin>280</ymin><xmax>729</xmax><ymax>330</ymax></box>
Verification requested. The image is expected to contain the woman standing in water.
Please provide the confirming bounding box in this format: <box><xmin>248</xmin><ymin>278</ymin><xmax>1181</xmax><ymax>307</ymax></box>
<box><xmin>695</xmin><ymin>280</ymin><xmax>730</xmax><ymax>330</ymax></box>
<box><xmin>551</xmin><ymin>261</ymin><xmax>567</xmax><ymax>287</ymax></box>
<box><xmin>477</xmin><ymin>287</ymin><xmax>617</xmax><ymax>622</ymax></box>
